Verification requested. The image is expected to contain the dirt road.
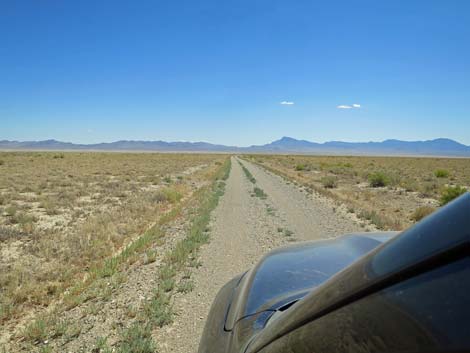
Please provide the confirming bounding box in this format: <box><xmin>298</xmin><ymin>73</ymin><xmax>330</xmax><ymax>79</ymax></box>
<box><xmin>156</xmin><ymin>157</ymin><xmax>361</xmax><ymax>352</ymax></box>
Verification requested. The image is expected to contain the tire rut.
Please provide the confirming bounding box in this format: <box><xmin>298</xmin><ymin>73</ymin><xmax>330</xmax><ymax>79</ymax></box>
<box><xmin>154</xmin><ymin>157</ymin><xmax>287</xmax><ymax>353</ymax></box>
<box><xmin>240</xmin><ymin>158</ymin><xmax>362</xmax><ymax>241</ymax></box>
<box><xmin>157</xmin><ymin>156</ymin><xmax>362</xmax><ymax>352</ymax></box>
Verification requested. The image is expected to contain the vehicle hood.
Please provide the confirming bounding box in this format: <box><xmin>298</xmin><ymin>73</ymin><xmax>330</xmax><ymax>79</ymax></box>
<box><xmin>224</xmin><ymin>232</ymin><xmax>397</xmax><ymax>331</ymax></box>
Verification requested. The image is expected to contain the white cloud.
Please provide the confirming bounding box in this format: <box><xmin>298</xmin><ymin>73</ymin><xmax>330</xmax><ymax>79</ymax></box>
<box><xmin>337</xmin><ymin>103</ymin><xmax>361</xmax><ymax>109</ymax></box>
<box><xmin>280</xmin><ymin>101</ymin><xmax>294</xmax><ymax>105</ymax></box>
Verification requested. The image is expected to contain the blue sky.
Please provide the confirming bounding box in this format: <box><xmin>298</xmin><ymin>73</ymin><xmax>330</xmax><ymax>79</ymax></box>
<box><xmin>1</xmin><ymin>0</ymin><xmax>469</xmax><ymax>146</ymax></box>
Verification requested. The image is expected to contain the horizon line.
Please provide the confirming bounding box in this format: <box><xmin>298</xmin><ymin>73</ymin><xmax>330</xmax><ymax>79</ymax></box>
<box><xmin>1</xmin><ymin>136</ymin><xmax>469</xmax><ymax>148</ymax></box>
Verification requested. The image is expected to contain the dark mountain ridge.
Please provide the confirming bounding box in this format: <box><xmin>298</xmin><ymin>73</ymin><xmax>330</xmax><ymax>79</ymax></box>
<box><xmin>1</xmin><ymin>137</ymin><xmax>469</xmax><ymax>156</ymax></box>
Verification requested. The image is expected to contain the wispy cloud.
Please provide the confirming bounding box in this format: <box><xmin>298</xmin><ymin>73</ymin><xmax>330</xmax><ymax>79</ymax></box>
<box><xmin>337</xmin><ymin>103</ymin><xmax>361</xmax><ymax>109</ymax></box>
<box><xmin>280</xmin><ymin>101</ymin><xmax>294</xmax><ymax>105</ymax></box>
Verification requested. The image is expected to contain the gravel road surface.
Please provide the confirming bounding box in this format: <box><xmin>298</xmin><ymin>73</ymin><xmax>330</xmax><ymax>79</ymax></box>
<box><xmin>156</xmin><ymin>157</ymin><xmax>361</xmax><ymax>352</ymax></box>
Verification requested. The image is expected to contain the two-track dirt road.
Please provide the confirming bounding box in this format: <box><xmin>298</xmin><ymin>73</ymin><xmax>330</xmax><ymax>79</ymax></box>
<box><xmin>156</xmin><ymin>157</ymin><xmax>362</xmax><ymax>352</ymax></box>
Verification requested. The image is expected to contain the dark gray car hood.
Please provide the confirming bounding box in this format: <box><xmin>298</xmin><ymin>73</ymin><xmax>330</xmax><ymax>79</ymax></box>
<box><xmin>224</xmin><ymin>232</ymin><xmax>397</xmax><ymax>331</ymax></box>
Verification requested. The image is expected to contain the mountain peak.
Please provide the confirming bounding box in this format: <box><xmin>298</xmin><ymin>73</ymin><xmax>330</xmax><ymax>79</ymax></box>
<box><xmin>279</xmin><ymin>136</ymin><xmax>297</xmax><ymax>142</ymax></box>
<box><xmin>266</xmin><ymin>137</ymin><xmax>319</xmax><ymax>149</ymax></box>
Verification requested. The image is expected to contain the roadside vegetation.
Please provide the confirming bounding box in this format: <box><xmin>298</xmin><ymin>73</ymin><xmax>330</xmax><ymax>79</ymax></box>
<box><xmin>239</xmin><ymin>161</ymin><xmax>280</xmax><ymax>233</ymax></box>
<box><xmin>440</xmin><ymin>185</ymin><xmax>467</xmax><ymax>205</ymax></box>
<box><xmin>368</xmin><ymin>171</ymin><xmax>389</xmax><ymax>187</ymax></box>
<box><xmin>277</xmin><ymin>227</ymin><xmax>294</xmax><ymax>238</ymax></box>
<box><xmin>240</xmin><ymin>165</ymin><xmax>266</xmax><ymax>199</ymax></box>
<box><xmin>245</xmin><ymin>155</ymin><xmax>470</xmax><ymax>230</ymax></box>
<box><xmin>253</xmin><ymin>187</ymin><xmax>268</xmax><ymax>200</ymax></box>
<box><xmin>0</xmin><ymin>152</ymin><xmax>227</xmax><ymax>350</ymax></box>
<box><xmin>99</xmin><ymin>158</ymin><xmax>231</xmax><ymax>353</ymax></box>
<box><xmin>239</xmin><ymin>161</ymin><xmax>256</xmax><ymax>184</ymax></box>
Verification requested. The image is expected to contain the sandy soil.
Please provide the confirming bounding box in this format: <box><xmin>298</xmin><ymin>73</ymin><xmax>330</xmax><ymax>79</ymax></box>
<box><xmin>155</xmin><ymin>157</ymin><xmax>362</xmax><ymax>352</ymax></box>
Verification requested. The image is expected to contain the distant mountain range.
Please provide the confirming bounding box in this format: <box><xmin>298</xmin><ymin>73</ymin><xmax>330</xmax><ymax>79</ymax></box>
<box><xmin>1</xmin><ymin>137</ymin><xmax>470</xmax><ymax>157</ymax></box>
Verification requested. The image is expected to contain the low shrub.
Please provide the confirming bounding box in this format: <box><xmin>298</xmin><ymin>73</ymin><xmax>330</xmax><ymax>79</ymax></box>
<box><xmin>411</xmin><ymin>206</ymin><xmax>436</xmax><ymax>222</ymax></box>
<box><xmin>22</xmin><ymin>317</ymin><xmax>48</xmax><ymax>343</ymax></box>
<box><xmin>177</xmin><ymin>280</ymin><xmax>194</xmax><ymax>293</ymax></box>
<box><xmin>321</xmin><ymin>176</ymin><xmax>337</xmax><ymax>189</ymax></box>
<box><xmin>143</xmin><ymin>288</ymin><xmax>173</xmax><ymax>328</ymax></box>
<box><xmin>39</xmin><ymin>198</ymin><xmax>59</xmax><ymax>215</ymax></box>
<box><xmin>0</xmin><ymin>226</ymin><xmax>25</xmax><ymax>241</ymax></box>
<box><xmin>401</xmin><ymin>178</ymin><xmax>418</xmax><ymax>192</ymax></box>
<box><xmin>117</xmin><ymin>323</ymin><xmax>155</xmax><ymax>353</ymax></box>
<box><xmin>359</xmin><ymin>210</ymin><xmax>386</xmax><ymax>229</ymax></box>
<box><xmin>10</xmin><ymin>212</ymin><xmax>37</xmax><ymax>226</ymax></box>
<box><xmin>5</xmin><ymin>205</ymin><xmax>17</xmax><ymax>217</ymax></box>
<box><xmin>253</xmin><ymin>187</ymin><xmax>267</xmax><ymax>199</ymax></box>
<box><xmin>295</xmin><ymin>164</ymin><xmax>309</xmax><ymax>171</ymax></box>
<box><xmin>368</xmin><ymin>172</ymin><xmax>389</xmax><ymax>187</ymax></box>
<box><xmin>162</xmin><ymin>188</ymin><xmax>182</xmax><ymax>203</ymax></box>
<box><xmin>440</xmin><ymin>185</ymin><xmax>467</xmax><ymax>206</ymax></box>
<box><xmin>152</xmin><ymin>187</ymin><xmax>182</xmax><ymax>204</ymax></box>
<box><xmin>283</xmin><ymin>229</ymin><xmax>294</xmax><ymax>237</ymax></box>
<box><xmin>419</xmin><ymin>181</ymin><xmax>439</xmax><ymax>198</ymax></box>
<box><xmin>434</xmin><ymin>169</ymin><xmax>449</xmax><ymax>178</ymax></box>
